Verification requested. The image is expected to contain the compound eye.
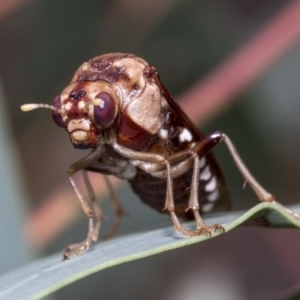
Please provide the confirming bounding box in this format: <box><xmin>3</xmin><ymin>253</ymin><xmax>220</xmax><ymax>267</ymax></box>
<box><xmin>93</xmin><ymin>92</ymin><xmax>116</xmax><ymax>126</ymax></box>
<box><xmin>51</xmin><ymin>96</ymin><xmax>65</xmax><ymax>128</ymax></box>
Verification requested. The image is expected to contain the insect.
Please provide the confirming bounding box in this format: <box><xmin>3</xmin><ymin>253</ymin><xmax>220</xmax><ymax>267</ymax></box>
<box><xmin>21</xmin><ymin>53</ymin><xmax>276</xmax><ymax>260</ymax></box>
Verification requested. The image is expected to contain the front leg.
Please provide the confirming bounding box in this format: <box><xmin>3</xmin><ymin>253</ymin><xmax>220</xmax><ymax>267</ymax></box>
<box><xmin>63</xmin><ymin>147</ymin><xmax>102</xmax><ymax>260</ymax></box>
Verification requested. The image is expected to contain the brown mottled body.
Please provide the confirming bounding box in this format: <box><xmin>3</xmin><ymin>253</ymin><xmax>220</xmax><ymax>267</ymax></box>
<box><xmin>21</xmin><ymin>53</ymin><xmax>276</xmax><ymax>259</ymax></box>
<box><xmin>71</xmin><ymin>53</ymin><xmax>229</xmax><ymax>218</ymax></box>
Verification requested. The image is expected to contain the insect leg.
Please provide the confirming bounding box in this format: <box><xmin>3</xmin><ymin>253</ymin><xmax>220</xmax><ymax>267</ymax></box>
<box><xmin>220</xmin><ymin>133</ymin><xmax>300</xmax><ymax>219</ymax></box>
<box><xmin>102</xmin><ymin>175</ymin><xmax>125</xmax><ymax>239</ymax></box>
<box><xmin>82</xmin><ymin>170</ymin><xmax>103</xmax><ymax>242</ymax></box>
<box><xmin>220</xmin><ymin>133</ymin><xmax>274</xmax><ymax>202</ymax></box>
<box><xmin>202</xmin><ymin>132</ymin><xmax>299</xmax><ymax>220</ymax></box>
<box><xmin>85</xmin><ymin>164</ymin><xmax>128</xmax><ymax>238</ymax></box>
<box><xmin>63</xmin><ymin>148</ymin><xmax>102</xmax><ymax>260</ymax></box>
<box><xmin>139</xmin><ymin>152</ymin><xmax>205</xmax><ymax>236</ymax></box>
<box><xmin>166</xmin><ymin>149</ymin><xmax>223</xmax><ymax>236</ymax></box>
<box><xmin>188</xmin><ymin>150</ymin><xmax>224</xmax><ymax>234</ymax></box>
<box><xmin>111</xmin><ymin>140</ymin><xmax>216</xmax><ymax>236</ymax></box>
<box><xmin>192</xmin><ymin>132</ymin><xmax>300</xmax><ymax>220</ymax></box>
<box><xmin>186</xmin><ymin>131</ymin><xmax>275</xmax><ymax>203</ymax></box>
<box><xmin>165</xmin><ymin>151</ymin><xmax>205</xmax><ymax>236</ymax></box>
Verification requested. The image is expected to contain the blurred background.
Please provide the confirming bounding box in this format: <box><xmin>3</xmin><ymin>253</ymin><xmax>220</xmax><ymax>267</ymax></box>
<box><xmin>1</xmin><ymin>0</ymin><xmax>300</xmax><ymax>299</ymax></box>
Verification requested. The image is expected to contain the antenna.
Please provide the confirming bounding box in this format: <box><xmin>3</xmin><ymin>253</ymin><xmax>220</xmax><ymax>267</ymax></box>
<box><xmin>20</xmin><ymin>103</ymin><xmax>60</xmax><ymax>112</ymax></box>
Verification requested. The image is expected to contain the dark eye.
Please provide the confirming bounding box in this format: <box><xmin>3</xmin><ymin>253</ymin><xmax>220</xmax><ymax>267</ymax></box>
<box><xmin>93</xmin><ymin>92</ymin><xmax>116</xmax><ymax>126</ymax></box>
<box><xmin>51</xmin><ymin>96</ymin><xmax>65</xmax><ymax>128</ymax></box>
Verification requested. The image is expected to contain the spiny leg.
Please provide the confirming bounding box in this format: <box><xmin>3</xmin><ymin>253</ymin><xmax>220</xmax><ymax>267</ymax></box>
<box><xmin>63</xmin><ymin>218</ymin><xmax>94</xmax><ymax>260</ymax></box>
<box><xmin>221</xmin><ymin>133</ymin><xmax>300</xmax><ymax>219</ymax></box>
<box><xmin>82</xmin><ymin>170</ymin><xmax>103</xmax><ymax>242</ymax></box>
<box><xmin>192</xmin><ymin>131</ymin><xmax>299</xmax><ymax>219</ymax></box>
<box><xmin>163</xmin><ymin>156</ymin><xmax>205</xmax><ymax>236</ymax></box>
<box><xmin>186</xmin><ymin>151</ymin><xmax>224</xmax><ymax>235</ymax></box>
<box><xmin>111</xmin><ymin>138</ymin><xmax>225</xmax><ymax>237</ymax></box>
<box><xmin>165</xmin><ymin>151</ymin><xmax>223</xmax><ymax>237</ymax></box>
<box><xmin>102</xmin><ymin>175</ymin><xmax>125</xmax><ymax>239</ymax></box>
<box><xmin>221</xmin><ymin>133</ymin><xmax>274</xmax><ymax>202</ymax></box>
<box><xmin>188</xmin><ymin>131</ymin><xmax>275</xmax><ymax>203</ymax></box>
<box><xmin>63</xmin><ymin>148</ymin><xmax>102</xmax><ymax>260</ymax></box>
<box><xmin>63</xmin><ymin>173</ymin><xmax>95</xmax><ymax>260</ymax></box>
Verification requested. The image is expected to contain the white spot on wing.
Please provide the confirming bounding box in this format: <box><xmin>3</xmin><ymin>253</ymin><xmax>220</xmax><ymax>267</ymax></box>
<box><xmin>159</xmin><ymin>129</ymin><xmax>168</xmax><ymax>139</ymax></box>
<box><xmin>200</xmin><ymin>157</ymin><xmax>206</xmax><ymax>168</ymax></box>
<box><xmin>207</xmin><ymin>190</ymin><xmax>220</xmax><ymax>202</ymax></box>
<box><xmin>202</xmin><ymin>203</ymin><xmax>214</xmax><ymax>213</ymax></box>
<box><xmin>122</xmin><ymin>164</ymin><xmax>137</xmax><ymax>179</ymax></box>
<box><xmin>179</xmin><ymin>128</ymin><xmax>192</xmax><ymax>142</ymax></box>
<box><xmin>200</xmin><ymin>166</ymin><xmax>211</xmax><ymax>181</ymax></box>
<box><xmin>205</xmin><ymin>176</ymin><xmax>217</xmax><ymax>192</ymax></box>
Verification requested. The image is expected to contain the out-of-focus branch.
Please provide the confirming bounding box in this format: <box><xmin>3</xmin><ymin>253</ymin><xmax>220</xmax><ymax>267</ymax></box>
<box><xmin>25</xmin><ymin>0</ymin><xmax>300</xmax><ymax>248</ymax></box>
<box><xmin>179</xmin><ymin>0</ymin><xmax>300</xmax><ymax>124</ymax></box>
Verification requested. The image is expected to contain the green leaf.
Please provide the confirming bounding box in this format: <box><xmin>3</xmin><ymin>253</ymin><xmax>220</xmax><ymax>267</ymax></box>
<box><xmin>1</xmin><ymin>202</ymin><xmax>300</xmax><ymax>300</ymax></box>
